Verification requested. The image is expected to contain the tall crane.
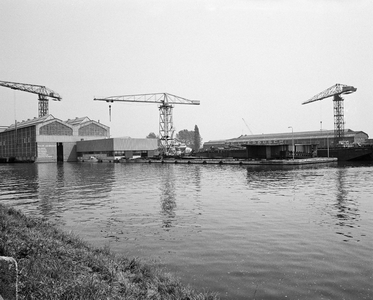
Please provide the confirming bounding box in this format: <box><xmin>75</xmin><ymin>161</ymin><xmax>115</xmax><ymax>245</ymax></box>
<box><xmin>94</xmin><ymin>93</ymin><xmax>200</xmax><ymax>154</ymax></box>
<box><xmin>0</xmin><ymin>80</ymin><xmax>62</xmax><ymax>117</ymax></box>
<box><xmin>302</xmin><ymin>84</ymin><xmax>357</xmax><ymax>145</ymax></box>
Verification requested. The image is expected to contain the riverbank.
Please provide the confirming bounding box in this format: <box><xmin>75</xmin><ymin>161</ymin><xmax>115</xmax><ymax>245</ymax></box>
<box><xmin>0</xmin><ymin>204</ymin><xmax>218</xmax><ymax>299</ymax></box>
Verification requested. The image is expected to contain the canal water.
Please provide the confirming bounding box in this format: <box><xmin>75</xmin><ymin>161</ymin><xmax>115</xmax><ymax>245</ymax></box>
<box><xmin>0</xmin><ymin>162</ymin><xmax>372</xmax><ymax>299</ymax></box>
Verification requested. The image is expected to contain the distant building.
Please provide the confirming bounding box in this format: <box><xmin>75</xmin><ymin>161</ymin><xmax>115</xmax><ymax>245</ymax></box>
<box><xmin>0</xmin><ymin>115</ymin><xmax>109</xmax><ymax>162</ymax></box>
<box><xmin>204</xmin><ymin>129</ymin><xmax>368</xmax><ymax>150</ymax></box>
<box><xmin>201</xmin><ymin>129</ymin><xmax>369</xmax><ymax>160</ymax></box>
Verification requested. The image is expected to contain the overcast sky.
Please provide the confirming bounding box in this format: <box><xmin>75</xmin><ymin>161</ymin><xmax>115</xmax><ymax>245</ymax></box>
<box><xmin>1</xmin><ymin>0</ymin><xmax>372</xmax><ymax>142</ymax></box>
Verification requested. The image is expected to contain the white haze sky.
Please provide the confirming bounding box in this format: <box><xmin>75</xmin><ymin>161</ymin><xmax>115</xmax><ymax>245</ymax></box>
<box><xmin>1</xmin><ymin>0</ymin><xmax>373</xmax><ymax>142</ymax></box>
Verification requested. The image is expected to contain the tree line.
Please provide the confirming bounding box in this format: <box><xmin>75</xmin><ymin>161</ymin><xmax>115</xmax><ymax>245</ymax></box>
<box><xmin>146</xmin><ymin>125</ymin><xmax>202</xmax><ymax>152</ymax></box>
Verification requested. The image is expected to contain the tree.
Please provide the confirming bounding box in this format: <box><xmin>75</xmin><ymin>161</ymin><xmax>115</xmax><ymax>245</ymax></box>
<box><xmin>146</xmin><ymin>132</ymin><xmax>157</xmax><ymax>139</ymax></box>
<box><xmin>146</xmin><ymin>132</ymin><xmax>162</xmax><ymax>147</ymax></box>
<box><xmin>175</xmin><ymin>126</ymin><xmax>202</xmax><ymax>151</ymax></box>
<box><xmin>193</xmin><ymin>125</ymin><xmax>201</xmax><ymax>152</ymax></box>
<box><xmin>176</xmin><ymin>129</ymin><xmax>194</xmax><ymax>148</ymax></box>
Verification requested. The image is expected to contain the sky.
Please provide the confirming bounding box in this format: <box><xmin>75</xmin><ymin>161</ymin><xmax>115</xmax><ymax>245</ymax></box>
<box><xmin>1</xmin><ymin>0</ymin><xmax>373</xmax><ymax>142</ymax></box>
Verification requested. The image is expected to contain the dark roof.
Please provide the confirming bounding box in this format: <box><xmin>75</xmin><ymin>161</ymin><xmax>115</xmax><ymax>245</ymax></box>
<box><xmin>4</xmin><ymin>115</ymin><xmax>108</xmax><ymax>132</ymax></box>
<box><xmin>65</xmin><ymin>117</ymin><xmax>91</xmax><ymax>125</ymax></box>
<box><xmin>228</xmin><ymin>129</ymin><xmax>367</xmax><ymax>144</ymax></box>
<box><xmin>5</xmin><ymin>114</ymin><xmax>58</xmax><ymax>131</ymax></box>
<box><xmin>204</xmin><ymin>129</ymin><xmax>368</xmax><ymax>146</ymax></box>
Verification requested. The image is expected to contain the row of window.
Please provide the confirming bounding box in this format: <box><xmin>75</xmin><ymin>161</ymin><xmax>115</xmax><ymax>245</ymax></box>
<box><xmin>77</xmin><ymin>150</ymin><xmax>147</xmax><ymax>157</ymax></box>
<box><xmin>78</xmin><ymin>124</ymin><xmax>107</xmax><ymax>136</ymax></box>
<box><xmin>1</xmin><ymin>122</ymin><xmax>108</xmax><ymax>140</ymax></box>
<box><xmin>0</xmin><ymin>137</ymin><xmax>33</xmax><ymax>146</ymax></box>
<box><xmin>39</xmin><ymin>122</ymin><xmax>73</xmax><ymax>136</ymax></box>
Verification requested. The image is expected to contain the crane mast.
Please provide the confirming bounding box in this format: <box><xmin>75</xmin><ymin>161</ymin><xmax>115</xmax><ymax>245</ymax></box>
<box><xmin>302</xmin><ymin>84</ymin><xmax>357</xmax><ymax>145</ymax></box>
<box><xmin>0</xmin><ymin>80</ymin><xmax>62</xmax><ymax>117</ymax></box>
<box><xmin>94</xmin><ymin>93</ymin><xmax>200</xmax><ymax>155</ymax></box>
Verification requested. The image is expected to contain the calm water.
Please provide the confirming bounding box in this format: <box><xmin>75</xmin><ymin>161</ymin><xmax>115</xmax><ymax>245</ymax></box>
<box><xmin>0</xmin><ymin>162</ymin><xmax>372</xmax><ymax>299</ymax></box>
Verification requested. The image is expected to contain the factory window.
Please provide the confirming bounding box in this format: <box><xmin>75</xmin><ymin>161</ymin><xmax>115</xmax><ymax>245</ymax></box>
<box><xmin>114</xmin><ymin>151</ymin><xmax>125</xmax><ymax>156</ymax></box>
<box><xmin>40</xmin><ymin>121</ymin><xmax>73</xmax><ymax>136</ymax></box>
<box><xmin>79</xmin><ymin>123</ymin><xmax>107</xmax><ymax>136</ymax></box>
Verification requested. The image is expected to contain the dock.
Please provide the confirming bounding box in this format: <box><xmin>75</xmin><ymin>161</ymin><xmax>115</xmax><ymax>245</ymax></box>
<box><xmin>124</xmin><ymin>157</ymin><xmax>337</xmax><ymax>165</ymax></box>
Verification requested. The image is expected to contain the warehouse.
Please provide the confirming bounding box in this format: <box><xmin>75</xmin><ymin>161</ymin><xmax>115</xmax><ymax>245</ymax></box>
<box><xmin>0</xmin><ymin>115</ymin><xmax>109</xmax><ymax>162</ymax></box>
<box><xmin>229</xmin><ymin>129</ymin><xmax>367</xmax><ymax>148</ymax></box>
<box><xmin>201</xmin><ymin>129</ymin><xmax>368</xmax><ymax>160</ymax></box>
<box><xmin>204</xmin><ymin>129</ymin><xmax>368</xmax><ymax>150</ymax></box>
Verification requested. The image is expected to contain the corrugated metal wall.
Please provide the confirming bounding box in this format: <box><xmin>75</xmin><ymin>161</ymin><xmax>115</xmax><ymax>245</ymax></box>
<box><xmin>113</xmin><ymin>138</ymin><xmax>158</xmax><ymax>151</ymax></box>
<box><xmin>0</xmin><ymin>126</ymin><xmax>37</xmax><ymax>160</ymax></box>
<box><xmin>76</xmin><ymin>139</ymin><xmax>114</xmax><ymax>152</ymax></box>
<box><xmin>76</xmin><ymin>138</ymin><xmax>158</xmax><ymax>152</ymax></box>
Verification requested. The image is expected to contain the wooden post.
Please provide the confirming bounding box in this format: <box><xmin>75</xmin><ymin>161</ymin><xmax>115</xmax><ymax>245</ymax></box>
<box><xmin>0</xmin><ymin>256</ymin><xmax>18</xmax><ymax>300</ymax></box>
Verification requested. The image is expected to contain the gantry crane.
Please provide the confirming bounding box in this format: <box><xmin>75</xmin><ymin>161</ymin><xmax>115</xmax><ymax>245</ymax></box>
<box><xmin>302</xmin><ymin>84</ymin><xmax>357</xmax><ymax>145</ymax></box>
<box><xmin>94</xmin><ymin>93</ymin><xmax>200</xmax><ymax>154</ymax></box>
<box><xmin>0</xmin><ymin>80</ymin><xmax>62</xmax><ymax>117</ymax></box>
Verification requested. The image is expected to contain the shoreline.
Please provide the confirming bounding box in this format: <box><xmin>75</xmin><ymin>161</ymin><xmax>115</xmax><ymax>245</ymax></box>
<box><xmin>0</xmin><ymin>204</ymin><xmax>218</xmax><ymax>299</ymax></box>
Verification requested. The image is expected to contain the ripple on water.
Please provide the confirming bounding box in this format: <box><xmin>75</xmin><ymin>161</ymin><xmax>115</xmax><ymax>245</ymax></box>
<box><xmin>1</xmin><ymin>162</ymin><xmax>373</xmax><ymax>299</ymax></box>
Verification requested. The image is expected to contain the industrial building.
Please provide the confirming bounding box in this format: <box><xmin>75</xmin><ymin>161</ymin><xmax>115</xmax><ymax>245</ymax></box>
<box><xmin>230</xmin><ymin>129</ymin><xmax>367</xmax><ymax>148</ymax></box>
<box><xmin>204</xmin><ymin>129</ymin><xmax>368</xmax><ymax>149</ymax></box>
<box><xmin>201</xmin><ymin>129</ymin><xmax>369</xmax><ymax>160</ymax></box>
<box><xmin>0</xmin><ymin>114</ymin><xmax>159</xmax><ymax>163</ymax></box>
<box><xmin>0</xmin><ymin>115</ymin><xmax>110</xmax><ymax>162</ymax></box>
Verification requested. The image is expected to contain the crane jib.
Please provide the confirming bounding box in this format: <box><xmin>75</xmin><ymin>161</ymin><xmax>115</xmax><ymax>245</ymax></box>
<box><xmin>302</xmin><ymin>84</ymin><xmax>356</xmax><ymax>105</ymax></box>
<box><xmin>0</xmin><ymin>80</ymin><xmax>62</xmax><ymax>101</ymax></box>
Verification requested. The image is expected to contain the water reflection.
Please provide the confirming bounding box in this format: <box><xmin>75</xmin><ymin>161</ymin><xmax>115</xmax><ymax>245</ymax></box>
<box><xmin>245</xmin><ymin>166</ymin><xmax>297</xmax><ymax>194</ymax></box>
<box><xmin>160</xmin><ymin>165</ymin><xmax>177</xmax><ymax>230</ymax></box>
<box><xmin>37</xmin><ymin>163</ymin><xmax>61</xmax><ymax>217</ymax></box>
<box><xmin>243</xmin><ymin>163</ymin><xmax>362</xmax><ymax>242</ymax></box>
<box><xmin>1</xmin><ymin>162</ymin><xmax>373</xmax><ymax>299</ymax></box>
<box><xmin>193</xmin><ymin>165</ymin><xmax>202</xmax><ymax>193</ymax></box>
<box><xmin>333</xmin><ymin>168</ymin><xmax>360</xmax><ymax>241</ymax></box>
<box><xmin>192</xmin><ymin>165</ymin><xmax>202</xmax><ymax>212</ymax></box>
<box><xmin>0</xmin><ymin>164</ymin><xmax>39</xmax><ymax>203</ymax></box>
<box><xmin>0</xmin><ymin>163</ymin><xmax>117</xmax><ymax>225</ymax></box>
<box><xmin>0</xmin><ymin>163</ymin><xmax>373</xmax><ymax>299</ymax></box>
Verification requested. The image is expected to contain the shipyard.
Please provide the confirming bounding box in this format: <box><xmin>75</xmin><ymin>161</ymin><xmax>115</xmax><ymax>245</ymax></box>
<box><xmin>2</xmin><ymin>2</ymin><xmax>373</xmax><ymax>300</ymax></box>
<box><xmin>0</xmin><ymin>83</ymin><xmax>372</xmax><ymax>164</ymax></box>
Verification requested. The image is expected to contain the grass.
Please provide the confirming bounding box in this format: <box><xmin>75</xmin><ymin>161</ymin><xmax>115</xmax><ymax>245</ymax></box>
<box><xmin>0</xmin><ymin>204</ymin><xmax>219</xmax><ymax>300</ymax></box>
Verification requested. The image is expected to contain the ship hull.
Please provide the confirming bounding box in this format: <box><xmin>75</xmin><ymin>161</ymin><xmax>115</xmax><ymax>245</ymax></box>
<box><xmin>317</xmin><ymin>147</ymin><xmax>373</xmax><ymax>161</ymax></box>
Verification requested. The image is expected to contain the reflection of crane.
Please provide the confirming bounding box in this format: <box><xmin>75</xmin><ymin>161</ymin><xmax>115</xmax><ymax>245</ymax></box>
<box><xmin>242</xmin><ymin>118</ymin><xmax>253</xmax><ymax>135</ymax></box>
<box><xmin>302</xmin><ymin>84</ymin><xmax>357</xmax><ymax>145</ymax></box>
<box><xmin>0</xmin><ymin>80</ymin><xmax>62</xmax><ymax>117</ymax></box>
<box><xmin>94</xmin><ymin>93</ymin><xmax>200</xmax><ymax>154</ymax></box>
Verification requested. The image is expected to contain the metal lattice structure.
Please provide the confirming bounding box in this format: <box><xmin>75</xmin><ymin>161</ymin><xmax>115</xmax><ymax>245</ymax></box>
<box><xmin>94</xmin><ymin>93</ymin><xmax>200</xmax><ymax>154</ymax></box>
<box><xmin>302</xmin><ymin>84</ymin><xmax>357</xmax><ymax>145</ymax></box>
<box><xmin>0</xmin><ymin>80</ymin><xmax>62</xmax><ymax>117</ymax></box>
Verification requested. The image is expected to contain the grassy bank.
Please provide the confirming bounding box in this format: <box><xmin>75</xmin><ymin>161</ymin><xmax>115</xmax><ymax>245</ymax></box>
<box><xmin>0</xmin><ymin>204</ymin><xmax>219</xmax><ymax>300</ymax></box>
